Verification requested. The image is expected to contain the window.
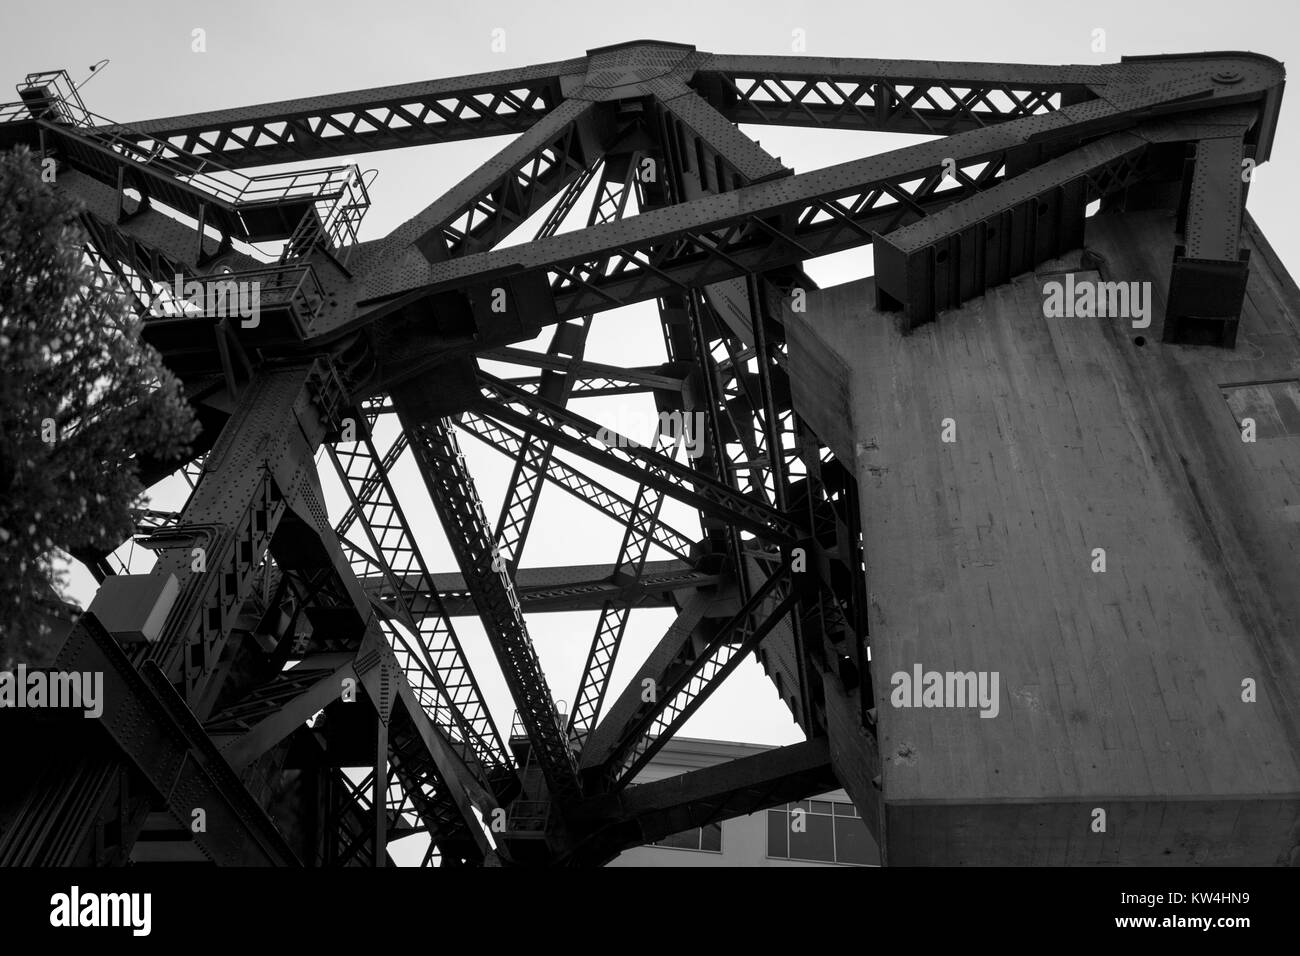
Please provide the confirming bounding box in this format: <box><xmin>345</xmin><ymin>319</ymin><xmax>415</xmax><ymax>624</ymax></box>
<box><xmin>766</xmin><ymin>800</ymin><xmax>876</xmax><ymax>865</ymax></box>
<box><xmin>649</xmin><ymin>821</ymin><xmax>722</xmax><ymax>853</ymax></box>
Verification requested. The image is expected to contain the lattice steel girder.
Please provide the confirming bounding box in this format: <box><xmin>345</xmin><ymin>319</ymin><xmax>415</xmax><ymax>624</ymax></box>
<box><xmin>579</xmin><ymin>591</ymin><xmax>711</xmax><ymax>769</ymax></box>
<box><xmin>376</xmin><ymin>98</ymin><xmax>603</xmax><ymax>264</ymax></box>
<box><xmin>355</xmin><ymin>623</ymin><xmax>496</xmax><ymax>861</ymax></box>
<box><xmin>639</xmin><ymin>118</ymin><xmax>773</xmax><ymax>648</ymax></box>
<box><xmin>485</xmin><ymin>346</ymin><xmax>686</xmax><ymax>393</ymax></box>
<box><xmin>690</xmin><ymin>51</ymin><xmax>1282</xmax><ymax>150</ymax></box>
<box><xmin>352</xmin><ymin>137</ymin><xmax>988</xmax><ymax>328</ymax></box>
<box><xmin>165</xmin><ymin>413</ymin><xmax>495</xmax><ymax>863</ymax></box>
<box><xmin>388</xmin><ymin>693</ymin><xmax>493</xmax><ymax>862</ymax></box>
<box><xmin>503</xmin><ymin>376</ymin><xmax>663</xmax><ymax>398</ymax></box>
<box><xmin>386</xmin><ymin>706</ymin><xmax>485</xmax><ymax>864</ymax></box>
<box><xmin>394</xmin><ymin>399</ymin><xmax>583</xmax><ymax>805</ymax></box>
<box><xmin>571</xmin><ymin>737</ymin><xmax>836</xmax><ymax>865</ymax></box>
<box><xmin>693</xmin><ymin>291</ymin><xmax>785</xmax><ymax>506</ymax></box>
<box><xmin>10</xmin><ymin>41</ymin><xmax>1288</xmax><ymax>869</ymax></box>
<box><xmin>346</xmin><ymin>53</ymin><xmax>1281</xmax><ymax>339</ymax></box>
<box><xmin>657</xmin><ymin>89</ymin><xmax>797</xmax><ymax>518</ymax></box>
<box><xmin>221</xmin><ymin>515</ymin><xmax>494</xmax><ymax>860</ymax></box>
<box><xmin>456</xmin><ymin>410</ymin><xmax>698</xmax><ymax>561</ymax></box>
<box><xmin>584</xmin><ymin>562</ymin><xmax>815</xmax><ymax>783</ymax></box>
<box><xmin>488</xmin><ymin>153</ymin><xmax>638</xmax><ymax>573</ymax></box>
<box><xmin>220</xmin><ymin>418</ymin><xmax>502</xmax><ymax>851</ymax></box>
<box><xmin>333</xmin><ymin>398</ymin><xmax>404</xmax><ymax>535</ymax></box>
<box><xmin>656</xmin><ymin>86</ymin><xmax>797</xmax><ymax>496</ymax></box>
<box><xmin>327</xmin><ymin>429</ymin><xmax>513</xmax><ymax>785</ymax></box>
<box><xmin>362</xmin><ymin>559</ymin><xmax>717</xmax><ymax>616</ymax></box>
<box><xmin>672</xmin><ymin>290</ymin><xmax>759</xmax><ymax>616</ymax></box>
<box><xmin>568</xmin><ymin>465</ymin><xmax>669</xmax><ymax>745</ymax></box>
<box><xmin>491</xmin><ymin>331</ymin><xmax>598</xmax><ymax>574</ymax></box>
<box><xmin>386</xmin><ymin>723</ymin><xmax>455</xmax><ymax>858</ymax></box>
<box><xmin>610</xmin><ymin>564</ymin><xmax>797</xmax><ymax>787</ymax></box>
<box><xmin>744</xmin><ymin>276</ymin><xmax>792</xmax><ymax>508</ymax></box>
<box><xmin>99</xmin><ymin>59</ymin><xmax>584</xmax><ymax>168</ymax></box>
<box><xmin>88</xmin><ymin>47</ymin><xmax>1281</xmax><ymax>171</ymax></box>
<box><xmin>692</xmin><ymin>55</ymin><xmax>1099</xmax><ymax>135</ymax></box>
<box><xmin>477</xmin><ymin>373</ymin><xmax>799</xmax><ymax>543</ymax></box>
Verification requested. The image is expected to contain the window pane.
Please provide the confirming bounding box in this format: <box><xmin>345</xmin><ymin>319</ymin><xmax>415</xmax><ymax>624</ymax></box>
<box><xmin>834</xmin><ymin>816</ymin><xmax>876</xmax><ymax>865</ymax></box>
<box><xmin>810</xmin><ymin>800</ymin><xmax>833</xmax><ymax>815</ymax></box>
<box><xmin>655</xmin><ymin>828</ymin><xmax>700</xmax><ymax>850</ymax></box>
<box><xmin>701</xmin><ymin>822</ymin><xmax>722</xmax><ymax>852</ymax></box>
<box><xmin>766</xmin><ymin>810</ymin><xmax>788</xmax><ymax>858</ymax></box>
<box><xmin>790</xmin><ymin>812</ymin><xmax>835</xmax><ymax>862</ymax></box>
<box><xmin>834</xmin><ymin>801</ymin><xmax>857</xmax><ymax>817</ymax></box>
<box><xmin>791</xmin><ymin>800</ymin><xmax>811</xmax><ymax>812</ymax></box>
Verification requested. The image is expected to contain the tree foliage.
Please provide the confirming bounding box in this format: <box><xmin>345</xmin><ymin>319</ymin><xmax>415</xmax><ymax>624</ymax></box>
<box><xmin>0</xmin><ymin>146</ymin><xmax>198</xmax><ymax>665</ymax></box>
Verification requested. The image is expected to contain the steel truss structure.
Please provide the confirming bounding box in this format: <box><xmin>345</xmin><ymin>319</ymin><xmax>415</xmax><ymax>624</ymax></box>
<box><xmin>0</xmin><ymin>41</ymin><xmax>1284</xmax><ymax>865</ymax></box>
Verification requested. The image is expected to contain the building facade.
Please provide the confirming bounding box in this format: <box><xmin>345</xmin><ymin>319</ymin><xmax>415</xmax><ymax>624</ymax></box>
<box><xmin>608</xmin><ymin>738</ymin><xmax>880</xmax><ymax>867</ymax></box>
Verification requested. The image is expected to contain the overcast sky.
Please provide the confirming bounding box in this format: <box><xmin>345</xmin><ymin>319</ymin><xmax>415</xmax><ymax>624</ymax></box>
<box><xmin>5</xmin><ymin>0</ymin><xmax>1297</xmax><ymax>751</ymax></box>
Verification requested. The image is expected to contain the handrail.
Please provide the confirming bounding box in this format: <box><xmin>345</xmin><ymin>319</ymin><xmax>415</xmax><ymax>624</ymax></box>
<box><xmin>11</xmin><ymin>71</ymin><xmax>372</xmax><ymax>257</ymax></box>
<box><xmin>141</xmin><ymin>263</ymin><xmax>326</xmax><ymax>335</ymax></box>
<box><xmin>509</xmin><ymin>704</ymin><xmax>568</xmax><ymax>739</ymax></box>
<box><xmin>15</xmin><ymin>70</ymin><xmax>91</xmax><ymax>127</ymax></box>
<box><xmin>42</xmin><ymin>110</ymin><xmax>360</xmax><ymax>209</ymax></box>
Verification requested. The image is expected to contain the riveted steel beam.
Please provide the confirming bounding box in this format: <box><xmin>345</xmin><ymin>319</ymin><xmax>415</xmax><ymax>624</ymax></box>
<box><xmin>477</xmin><ymin>373</ymin><xmax>799</xmax><ymax>543</ymax></box>
<box><xmin>394</xmin><ymin>399</ymin><xmax>583</xmax><ymax>806</ymax></box>
<box><xmin>347</xmin><ymin>53</ymin><xmax>1281</xmax><ymax>342</ymax></box>
<box><xmin>327</xmin><ymin>427</ymin><xmax>514</xmax><ymax>790</ymax></box>
<box><xmin>99</xmin><ymin>60</ymin><xmax>584</xmax><ymax>168</ymax></box>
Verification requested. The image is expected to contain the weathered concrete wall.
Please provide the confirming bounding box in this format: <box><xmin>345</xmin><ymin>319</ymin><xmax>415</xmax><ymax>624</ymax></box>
<box><xmin>787</xmin><ymin>209</ymin><xmax>1300</xmax><ymax>865</ymax></box>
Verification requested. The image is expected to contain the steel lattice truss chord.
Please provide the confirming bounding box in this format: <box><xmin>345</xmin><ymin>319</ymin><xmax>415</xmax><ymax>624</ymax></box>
<box><xmin>0</xmin><ymin>40</ymin><xmax>1283</xmax><ymax>867</ymax></box>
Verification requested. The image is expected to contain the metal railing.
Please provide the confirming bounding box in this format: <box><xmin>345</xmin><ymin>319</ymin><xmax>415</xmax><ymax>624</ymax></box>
<box><xmin>281</xmin><ymin>168</ymin><xmax>372</xmax><ymax>265</ymax></box>
<box><xmin>505</xmin><ymin>799</ymin><xmax>550</xmax><ymax>833</ymax></box>
<box><xmin>3</xmin><ymin>70</ymin><xmax>371</xmax><ymax>257</ymax></box>
<box><xmin>7</xmin><ymin>70</ymin><xmax>91</xmax><ymax>126</ymax></box>
<box><xmin>145</xmin><ymin>263</ymin><xmax>326</xmax><ymax>334</ymax></box>
<box><xmin>509</xmin><ymin>704</ymin><xmax>568</xmax><ymax>740</ymax></box>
